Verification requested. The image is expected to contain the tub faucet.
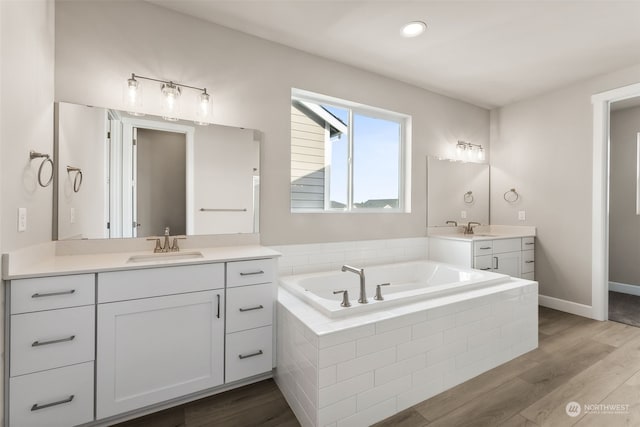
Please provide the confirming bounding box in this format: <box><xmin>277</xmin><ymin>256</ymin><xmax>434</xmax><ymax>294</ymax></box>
<box><xmin>341</xmin><ymin>265</ymin><xmax>368</xmax><ymax>304</ymax></box>
<box><xmin>464</xmin><ymin>222</ymin><xmax>481</xmax><ymax>235</ymax></box>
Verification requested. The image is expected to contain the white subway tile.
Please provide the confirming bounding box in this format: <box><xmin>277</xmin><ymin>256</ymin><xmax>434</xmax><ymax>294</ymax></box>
<box><xmin>468</xmin><ymin>327</ymin><xmax>500</xmax><ymax>349</ymax></box>
<box><xmin>319</xmin><ymin>324</ymin><xmax>375</xmax><ymax>349</ymax></box>
<box><xmin>375</xmin><ymin>354</ymin><xmax>426</xmax><ymax>386</ymax></box>
<box><xmin>319</xmin><ymin>365</ymin><xmax>337</xmax><ymax>388</ymax></box>
<box><xmin>412</xmin><ymin>314</ymin><xmax>455</xmax><ymax>339</ymax></box>
<box><xmin>412</xmin><ymin>359</ymin><xmax>454</xmax><ymax>386</ymax></box>
<box><xmin>357</xmin><ymin>375</ymin><xmax>411</xmax><ymax>411</ymax></box>
<box><xmin>319</xmin><ymin>341</ymin><xmax>356</xmax><ymax>368</ymax></box>
<box><xmin>427</xmin><ymin>338</ymin><xmax>467</xmax><ymax>366</ymax></box>
<box><xmin>375</xmin><ymin>311</ymin><xmax>427</xmax><ymax>334</ymax></box>
<box><xmin>397</xmin><ymin>332</ymin><xmax>443</xmax><ymax>361</ymax></box>
<box><xmin>318</xmin><ymin>396</ymin><xmax>357</xmax><ymax>426</ymax></box>
<box><xmin>336</xmin><ymin>347</ymin><xmax>396</xmax><ymax>382</ymax></box>
<box><xmin>356</xmin><ymin>327</ymin><xmax>411</xmax><ymax>357</ymax></box>
<box><xmin>455</xmin><ymin>303</ymin><xmax>493</xmax><ymax>326</ymax></box>
<box><xmin>319</xmin><ymin>372</ymin><xmax>373</xmax><ymax>408</ymax></box>
<box><xmin>336</xmin><ymin>397</ymin><xmax>397</xmax><ymax>427</ymax></box>
<box><xmin>397</xmin><ymin>375</ymin><xmax>443</xmax><ymax>411</ymax></box>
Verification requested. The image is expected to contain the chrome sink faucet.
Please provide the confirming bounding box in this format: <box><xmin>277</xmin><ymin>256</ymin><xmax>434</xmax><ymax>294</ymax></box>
<box><xmin>446</xmin><ymin>220</ymin><xmax>458</xmax><ymax>227</ymax></box>
<box><xmin>464</xmin><ymin>222</ymin><xmax>481</xmax><ymax>235</ymax></box>
<box><xmin>341</xmin><ymin>265</ymin><xmax>368</xmax><ymax>304</ymax></box>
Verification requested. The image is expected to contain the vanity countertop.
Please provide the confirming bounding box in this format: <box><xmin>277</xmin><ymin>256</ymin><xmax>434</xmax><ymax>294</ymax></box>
<box><xmin>2</xmin><ymin>245</ymin><xmax>281</xmax><ymax>280</ymax></box>
<box><xmin>427</xmin><ymin>225</ymin><xmax>536</xmax><ymax>242</ymax></box>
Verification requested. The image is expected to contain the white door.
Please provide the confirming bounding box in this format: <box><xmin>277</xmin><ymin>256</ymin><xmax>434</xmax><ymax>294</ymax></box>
<box><xmin>96</xmin><ymin>291</ymin><xmax>224</xmax><ymax>418</ymax></box>
<box><xmin>494</xmin><ymin>251</ymin><xmax>522</xmax><ymax>278</ymax></box>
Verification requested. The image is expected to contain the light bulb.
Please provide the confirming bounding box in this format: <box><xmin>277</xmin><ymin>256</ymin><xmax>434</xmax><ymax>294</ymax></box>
<box><xmin>456</xmin><ymin>143</ymin><xmax>464</xmax><ymax>157</ymax></box>
<box><xmin>401</xmin><ymin>21</ymin><xmax>427</xmax><ymax>38</ymax></box>
<box><xmin>123</xmin><ymin>74</ymin><xmax>144</xmax><ymax>115</ymax></box>
<box><xmin>161</xmin><ymin>83</ymin><xmax>181</xmax><ymax>121</ymax></box>
<box><xmin>194</xmin><ymin>90</ymin><xmax>212</xmax><ymax>126</ymax></box>
<box><xmin>478</xmin><ymin>147</ymin><xmax>485</xmax><ymax>161</ymax></box>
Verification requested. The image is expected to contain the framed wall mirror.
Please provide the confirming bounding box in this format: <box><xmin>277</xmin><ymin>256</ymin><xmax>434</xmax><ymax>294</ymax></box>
<box><xmin>53</xmin><ymin>102</ymin><xmax>260</xmax><ymax>240</ymax></box>
<box><xmin>427</xmin><ymin>157</ymin><xmax>489</xmax><ymax>227</ymax></box>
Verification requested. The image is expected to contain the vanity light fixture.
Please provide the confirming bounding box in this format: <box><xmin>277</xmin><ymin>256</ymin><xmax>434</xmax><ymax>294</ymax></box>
<box><xmin>456</xmin><ymin>140</ymin><xmax>485</xmax><ymax>161</ymax></box>
<box><xmin>124</xmin><ymin>73</ymin><xmax>212</xmax><ymax>125</ymax></box>
<box><xmin>401</xmin><ymin>21</ymin><xmax>427</xmax><ymax>38</ymax></box>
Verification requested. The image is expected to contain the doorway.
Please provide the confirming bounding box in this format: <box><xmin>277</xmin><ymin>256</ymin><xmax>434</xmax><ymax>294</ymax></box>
<box><xmin>133</xmin><ymin>128</ymin><xmax>186</xmax><ymax>237</ymax></box>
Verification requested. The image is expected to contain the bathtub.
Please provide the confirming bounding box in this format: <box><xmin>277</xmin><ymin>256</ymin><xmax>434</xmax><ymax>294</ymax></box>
<box><xmin>279</xmin><ymin>260</ymin><xmax>512</xmax><ymax>318</ymax></box>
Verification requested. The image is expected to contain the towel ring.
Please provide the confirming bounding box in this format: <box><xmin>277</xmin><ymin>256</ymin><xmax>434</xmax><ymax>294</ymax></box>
<box><xmin>463</xmin><ymin>191</ymin><xmax>474</xmax><ymax>204</ymax></box>
<box><xmin>503</xmin><ymin>188</ymin><xmax>519</xmax><ymax>203</ymax></box>
<box><xmin>29</xmin><ymin>150</ymin><xmax>54</xmax><ymax>188</ymax></box>
<box><xmin>66</xmin><ymin>166</ymin><xmax>83</xmax><ymax>193</ymax></box>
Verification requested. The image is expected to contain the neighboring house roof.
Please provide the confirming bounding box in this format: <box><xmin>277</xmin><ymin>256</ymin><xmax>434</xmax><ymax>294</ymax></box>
<box><xmin>354</xmin><ymin>199</ymin><xmax>398</xmax><ymax>209</ymax></box>
<box><xmin>292</xmin><ymin>99</ymin><xmax>347</xmax><ymax>138</ymax></box>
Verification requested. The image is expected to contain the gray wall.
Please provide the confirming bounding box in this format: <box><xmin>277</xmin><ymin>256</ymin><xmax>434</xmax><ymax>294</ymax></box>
<box><xmin>491</xmin><ymin>63</ymin><xmax>640</xmax><ymax>307</ymax></box>
<box><xmin>609</xmin><ymin>105</ymin><xmax>640</xmax><ymax>286</ymax></box>
<box><xmin>54</xmin><ymin>0</ymin><xmax>490</xmax><ymax>245</ymax></box>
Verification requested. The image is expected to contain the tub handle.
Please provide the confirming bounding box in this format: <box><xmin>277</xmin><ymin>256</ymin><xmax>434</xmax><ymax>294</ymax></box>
<box><xmin>374</xmin><ymin>283</ymin><xmax>391</xmax><ymax>301</ymax></box>
<box><xmin>333</xmin><ymin>290</ymin><xmax>351</xmax><ymax>307</ymax></box>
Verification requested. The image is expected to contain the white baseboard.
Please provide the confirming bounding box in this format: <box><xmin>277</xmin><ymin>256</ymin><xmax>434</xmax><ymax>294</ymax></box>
<box><xmin>538</xmin><ymin>294</ymin><xmax>593</xmax><ymax>319</ymax></box>
<box><xmin>609</xmin><ymin>281</ymin><xmax>640</xmax><ymax>296</ymax></box>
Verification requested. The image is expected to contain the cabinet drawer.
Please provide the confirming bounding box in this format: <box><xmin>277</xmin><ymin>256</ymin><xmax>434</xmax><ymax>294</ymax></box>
<box><xmin>522</xmin><ymin>250</ymin><xmax>535</xmax><ymax>274</ymax></box>
<box><xmin>473</xmin><ymin>241</ymin><xmax>493</xmax><ymax>256</ymax></box>
<box><xmin>11</xmin><ymin>305</ymin><xmax>95</xmax><ymax>377</ymax></box>
<box><xmin>226</xmin><ymin>326</ymin><xmax>273</xmax><ymax>383</ymax></box>
<box><xmin>522</xmin><ymin>272</ymin><xmax>535</xmax><ymax>281</ymax></box>
<box><xmin>522</xmin><ymin>237</ymin><xmax>535</xmax><ymax>250</ymax></box>
<box><xmin>492</xmin><ymin>238</ymin><xmax>522</xmax><ymax>254</ymax></box>
<box><xmin>10</xmin><ymin>274</ymin><xmax>94</xmax><ymax>314</ymax></box>
<box><xmin>98</xmin><ymin>263</ymin><xmax>224</xmax><ymax>303</ymax></box>
<box><xmin>10</xmin><ymin>361</ymin><xmax>94</xmax><ymax>427</ymax></box>
<box><xmin>227</xmin><ymin>283</ymin><xmax>273</xmax><ymax>333</ymax></box>
<box><xmin>474</xmin><ymin>255</ymin><xmax>493</xmax><ymax>271</ymax></box>
<box><xmin>227</xmin><ymin>259</ymin><xmax>275</xmax><ymax>288</ymax></box>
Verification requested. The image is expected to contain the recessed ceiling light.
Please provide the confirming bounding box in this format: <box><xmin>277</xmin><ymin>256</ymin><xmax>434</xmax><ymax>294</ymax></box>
<box><xmin>401</xmin><ymin>21</ymin><xmax>427</xmax><ymax>38</ymax></box>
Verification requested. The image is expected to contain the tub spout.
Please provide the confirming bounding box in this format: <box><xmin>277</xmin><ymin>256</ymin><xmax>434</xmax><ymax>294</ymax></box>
<box><xmin>341</xmin><ymin>265</ymin><xmax>368</xmax><ymax>304</ymax></box>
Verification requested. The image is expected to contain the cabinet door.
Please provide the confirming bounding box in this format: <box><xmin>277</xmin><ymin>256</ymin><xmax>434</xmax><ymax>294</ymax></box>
<box><xmin>96</xmin><ymin>291</ymin><xmax>224</xmax><ymax>418</ymax></box>
<box><xmin>494</xmin><ymin>251</ymin><xmax>522</xmax><ymax>278</ymax></box>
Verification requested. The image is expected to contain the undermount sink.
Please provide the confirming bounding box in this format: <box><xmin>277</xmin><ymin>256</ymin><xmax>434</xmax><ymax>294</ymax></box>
<box><xmin>127</xmin><ymin>251</ymin><xmax>204</xmax><ymax>263</ymax></box>
<box><xmin>473</xmin><ymin>234</ymin><xmax>499</xmax><ymax>237</ymax></box>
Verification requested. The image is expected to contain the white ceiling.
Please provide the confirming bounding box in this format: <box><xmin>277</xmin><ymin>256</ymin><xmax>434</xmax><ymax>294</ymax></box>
<box><xmin>149</xmin><ymin>1</ymin><xmax>640</xmax><ymax>109</ymax></box>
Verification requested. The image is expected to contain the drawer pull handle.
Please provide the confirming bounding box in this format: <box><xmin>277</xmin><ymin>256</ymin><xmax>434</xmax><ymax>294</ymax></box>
<box><xmin>524</xmin><ymin>242</ymin><xmax>534</xmax><ymax>245</ymax></box>
<box><xmin>239</xmin><ymin>305</ymin><xmax>264</xmax><ymax>312</ymax></box>
<box><xmin>31</xmin><ymin>394</ymin><xmax>74</xmax><ymax>411</ymax></box>
<box><xmin>32</xmin><ymin>335</ymin><xmax>76</xmax><ymax>347</ymax></box>
<box><xmin>239</xmin><ymin>350</ymin><xmax>263</xmax><ymax>360</ymax></box>
<box><xmin>239</xmin><ymin>270</ymin><xmax>264</xmax><ymax>276</ymax></box>
<box><xmin>479</xmin><ymin>247</ymin><xmax>491</xmax><ymax>250</ymax></box>
<box><xmin>525</xmin><ymin>260</ymin><xmax>535</xmax><ymax>263</ymax></box>
<box><xmin>31</xmin><ymin>289</ymin><xmax>75</xmax><ymax>298</ymax></box>
<box><xmin>479</xmin><ymin>267</ymin><xmax>492</xmax><ymax>271</ymax></box>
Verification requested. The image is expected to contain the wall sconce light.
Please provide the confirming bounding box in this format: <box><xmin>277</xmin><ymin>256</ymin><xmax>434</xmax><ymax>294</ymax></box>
<box><xmin>124</xmin><ymin>73</ymin><xmax>212</xmax><ymax>125</ymax></box>
<box><xmin>456</xmin><ymin>140</ymin><xmax>485</xmax><ymax>161</ymax></box>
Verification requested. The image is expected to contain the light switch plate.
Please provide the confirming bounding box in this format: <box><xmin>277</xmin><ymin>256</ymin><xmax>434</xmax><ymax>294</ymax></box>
<box><xmin>518</xmin><ymin>210</ymin><xmax>526</xmax><ymax>221</ymax></box>
<box><xmin>18</xmin><ymin>208</ymin><xmax>27</xmax><ymax>232</ymax></box>
<box><xmin>461</xmin><ymin>210</ymin><xmax>467</xmax><ymax>219</ymax></box>
<box><xmin>70</xmin><ymin>207</ymin><xmax>76</xmax><ymax>224</ymax></box>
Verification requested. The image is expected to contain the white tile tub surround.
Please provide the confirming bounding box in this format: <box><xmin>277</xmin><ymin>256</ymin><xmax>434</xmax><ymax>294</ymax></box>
<box><xmin>270</xmin><ymin>237</ymin><xmax>428</xmax><ymax>276</ymax></box>
<box><xmin>275</xmin><ymin>279</ymin><xmax>538</xmax><ymax>427</ymax></box>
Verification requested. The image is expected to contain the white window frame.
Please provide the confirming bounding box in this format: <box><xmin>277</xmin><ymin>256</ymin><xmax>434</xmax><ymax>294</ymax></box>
<box><xmin>292</xmin><ymin>88</ymin><xmax>411</xmax><ymax>213</ymax></box>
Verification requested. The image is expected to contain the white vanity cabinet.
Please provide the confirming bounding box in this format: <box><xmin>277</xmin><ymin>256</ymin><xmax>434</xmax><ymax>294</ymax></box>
<box><xmin>225</xmin><ymin>258</ymin><xmax>275</xmax><ymax>383</ymax></box>
<box><xmin>429</xmin><ymin>236</ymin><xmax>535</xmax><ymax>280</ymax></box>
<box><xmin>96</xmin><ymin>263</ymin><xmax>225</xmax><ymax>419</ymax></box>
<box><xmin>6</xmin><ymin>274</ymin><xmax>95</xmax><ymax>427</ymax></box>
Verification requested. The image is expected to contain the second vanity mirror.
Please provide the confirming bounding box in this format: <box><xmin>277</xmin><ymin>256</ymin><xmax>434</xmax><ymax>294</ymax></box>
<box><xmin>427</xmin><ymin>157</ymin><xmax>489</xmax><ymax>227</ymax></box>
<box><xmin>54</xmin><ymin>102</ymin><xmax>260</xmax><ymax>240</ymax></box>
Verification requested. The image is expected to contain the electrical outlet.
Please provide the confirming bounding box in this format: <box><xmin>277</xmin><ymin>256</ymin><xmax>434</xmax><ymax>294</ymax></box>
<box><xmin>518</xmin><ymin>210</ymin><xmax>526</xmax><ymax>221</ymax></box>
<box><xmin>18</xmin><ymin>208</ymin><xmax>27</xmax><ymax>232</ymax></box>
<box><xmin>70</xmin><ymin>207</ymin><xmax>76</xmax><ymax>224</ymax></box>
<box><xmin>461</xmin><ymin>210</ymin><xmax>467</xmax><ymax>219</ymax></box>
